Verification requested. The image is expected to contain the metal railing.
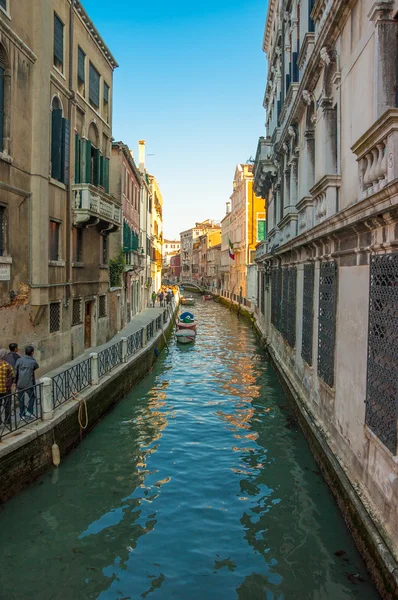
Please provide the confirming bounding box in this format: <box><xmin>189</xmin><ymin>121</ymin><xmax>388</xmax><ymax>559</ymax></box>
<box><xmin>146</xmin><ymin>321</ymin><xmax>155</xmax><ymax>340</ymax></box>
<box><xmin>0</xmin><ymin>383</ymin><xmax>42</xmax><ymax>439</ymax></box>
<box><xmin>126</xmin><ymin>328</ymin><xmax>144</xmax><ymax>358</ymax></box>
<box><xmin>163</xmin><ymin>309</ymin><xmax>168</xmax><ymax>324</ymax></box>
<box><xmin>52</xmin><ymin>358</ymin><xmax>92</xmax><ymax>408</ymax></box>
<box><xmin>155</xmin><ymin>315</ymin><xmax>162</xmax><ymax>330</ymax></box>
<box><xmin>98</xmin><ymin>341</ymin><xmax>123</xmax><ymax>378</ymax></box>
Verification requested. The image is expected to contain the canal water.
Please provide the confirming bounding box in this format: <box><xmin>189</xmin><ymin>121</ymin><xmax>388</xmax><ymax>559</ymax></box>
<box><xmin>0</xmin><ymin>297</ymin><xmax>380</xmax><ymax>600</ymax></box>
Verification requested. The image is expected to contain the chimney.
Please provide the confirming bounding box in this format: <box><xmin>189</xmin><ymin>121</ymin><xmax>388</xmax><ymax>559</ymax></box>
<box><xmin>138</xmin><ymin>140</ymin><xmax>145</xmax><ymax>172</ymax></box>
<box><xmin>129</xmin><ymin>149</ymin><xmax>134</xmax><ymax>160</ymax></box>
<box><xmin>226</xmin><ymin>202</ymin><xmax>231</xmax><ymax>214</ymax></box>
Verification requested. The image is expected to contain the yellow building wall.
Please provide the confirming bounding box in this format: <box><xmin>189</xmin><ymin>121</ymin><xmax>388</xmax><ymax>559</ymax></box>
<box><xmin>247</xmin><ymin>180</ymin><xmax>266</xmax><ymax>258</ymax></box>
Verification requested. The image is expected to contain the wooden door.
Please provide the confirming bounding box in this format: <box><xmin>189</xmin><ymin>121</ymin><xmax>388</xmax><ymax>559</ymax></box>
<box><xmin>84</xmin><ymin>302</ymin><xmax>92</xmax><ymax>349</ymax></box>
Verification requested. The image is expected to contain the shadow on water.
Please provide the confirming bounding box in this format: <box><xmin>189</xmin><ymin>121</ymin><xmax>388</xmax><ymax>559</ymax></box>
<box><xmin>0</xmin><ymin>296</ymin><xmax>380</xmax><ymax>600</ymax></box>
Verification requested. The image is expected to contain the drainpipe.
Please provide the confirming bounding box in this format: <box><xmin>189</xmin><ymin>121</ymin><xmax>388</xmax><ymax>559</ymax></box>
<box><xmin>65</xmin><ymin>0</ymin><xmax>75</xmax><ymax>306</ymax></box>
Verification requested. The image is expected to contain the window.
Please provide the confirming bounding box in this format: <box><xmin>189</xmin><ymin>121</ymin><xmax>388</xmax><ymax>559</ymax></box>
<box><xmin>100</xmin><ymin>235</ymin><xmax>108</xmax><ymax>264</ymax></box>
<box><xmin>49</xmin><ymin>220</ymin><xmax>60</xmax><ymax>261</ymax></box>
<box><xmin>73</xmin><ymin>227</ymin><xmax>83</xmax><ymax>263</ymax></box>
<box><xmin>49</xmin><ymin>302</ymin><xmax>61</xmax><ymax>333</ymax></box>
<box><xmin>51</xmin><ymin>98</ymin><xmax>70</xmax><ymax>183</ymax></box>
<box><xmin>103</xmin><ymin>82</ymin><xmax>109</xmax><ymax>122</ymax></box>
<box><xmin>72</xmin><ymin>298</ymin><xmax>82</xmax><ymax>326</ymax></box>
<box><xmin>89</xmin><ymin>62</ymin><xmax>100</xmax><ymax>109</ymax></box>
<box><xmin>77</xmin><ymin>47</ymin><xmax>85</xmax><ymax>95</ymax></box>
<box><xmin>318</xmin><ymin>261</ymin><xmax>337</xmax><ymax>387</ymax></box>
<box><xmin>0</xmin><ymin>1</ymin><xmax>7</xmax><ymax>11</ymax></box>
<box><xmin>53</xmin><ymin>13</ymin><xmax>64</xmax><ymax>72</ymax></box>
<box><xmin>98</xmin><ymin>295</ymin><xmax>107</xmax><ymax>318</ymax></box>
<box><xmin>0</xmin><ymin>205</ymin><xmax>5</xmax><ymax>255</ymax></box>
<box><xmin>257</xmin><ymin>219</ymin><xmax>266</xmax><ymax>241</ymax></box>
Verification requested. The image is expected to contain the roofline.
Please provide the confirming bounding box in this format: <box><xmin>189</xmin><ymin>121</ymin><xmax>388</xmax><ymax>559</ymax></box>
<box><xmin>112</xmin><ymin>141</ymin><xmax>141</xmax><ymax>182</ymax></box>
<box><xmin>262</xmin><ymin>0</ymin><xmax>277</xmax><ymax>55</ymax></box>
<box><xmin>75</xmin><ymin>1</ymin><xmax>119</xmax><ymax>69</ymax></box>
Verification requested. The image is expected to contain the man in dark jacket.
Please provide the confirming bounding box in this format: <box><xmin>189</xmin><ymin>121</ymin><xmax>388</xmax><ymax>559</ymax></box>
<box><xmin>5</xmin><ymin>343</ymin><xmax>20</xmax><ymax>369</ymax></box>
<box><xmin>15</xmin><ymin>345</ymin><xmax>39</xmax><ymax>419</ymax></box>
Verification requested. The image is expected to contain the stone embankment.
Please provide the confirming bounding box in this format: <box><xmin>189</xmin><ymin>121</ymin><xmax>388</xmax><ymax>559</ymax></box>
<box><xmin>0</xmin><ymin>299</ymin><xmax>179</xmax><ymax>504</ymax></box>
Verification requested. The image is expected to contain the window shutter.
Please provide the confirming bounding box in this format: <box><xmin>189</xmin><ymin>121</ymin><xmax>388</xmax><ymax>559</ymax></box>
<box><xmin>89</xmin><ymin>63</ymin><xmax>100</xmax><ymax>108</ymax></box>
<box><xmin>85</xmin><ymin>139</ymin><xmax>92</xmax><ymax>184</ymax></box>
<box><xmin>257</xmin><ymin>220</ymin><xmax>266</xmax><ymax>241</ymax></box>
<box><xmin>0</xmin><ymin>0</ymin><xmax>7</xmax><ymax>10</ymax></box>
<box><xmin>74</xmin><ymin>133</ymin><xmax>80</xmax><ymax>184</ymax></box>
<box><xmin>99</xmin><ymin>154</ymin><xmax>104</xmax><ymax>187</ymax></box>
<box><xmin>61</xmin><ymin>118</ymin><xmax>70</xmax><ymax>184</ymax></box>
<box><xmin>0</xmin><ymin>67</ymin><xmax>4</xmax><ymax>152</ymax></box>
<box><xmin>51</xmin><ymin>108</ymin><xmax>62</xmax><ymax>180</ymax></box>
<box><xmin>78</xmin><ymin>47</ymin><xmax>85</xmax><ymax>82</ymax></box>
<box><xmin>104</xmin><ymin>158</ymin><xmax>110</xmax><ymax>193</ymax></box>
<box><xmin>104</xmin><ymin>83</ymin><xmax>109</xmax><ymax>103</ymax></box>
<box><xmin>53</xmin><ymin>14</ymin><xmax>64</xmax><ymax>66</ymax></box>
<box><xmin>93</xmin><ymin>148</ymin><xmax>100</xmax><ymax>187</ymax></box>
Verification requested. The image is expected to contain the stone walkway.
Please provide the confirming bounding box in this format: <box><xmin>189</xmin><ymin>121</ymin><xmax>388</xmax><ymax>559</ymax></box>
<box><xmin>45</xmin><ymin>302</ymin><xmax>177</xmax><ymax>380</ymax></box>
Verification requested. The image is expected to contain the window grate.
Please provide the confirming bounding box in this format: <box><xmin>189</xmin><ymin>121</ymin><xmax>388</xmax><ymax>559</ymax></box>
<box><xmin>72</xmin><ymin>298</ymin><xmax>82</xmax><ymax>326</ymax></box>
<box><xmin>271</xmin><ymin>266</ymin><xmax>281</xmax><ymax>331</ymax></box>
<box><xmin>286</xmin><ymin>267</ymin><xmax>297</xmax><ymax>347</ymax></box>
<box><xmin>99</xmin><ymin>295</ymin><xmax>107</xmax><ymax>318</ymax></box>
<box><xmin>317</xmin><ymin>261</ymin><xmax>337</xmax><ymax>387</ymax></box>
<box><xmin>302</xmin><ymin>264</ymin><xmax>315</xmax><ymax>365</ymax></box>
<box><xmin>49</xmin><ymin>302</ymin><xmax>61</xmax><ymax>333</ymax></box>
<box><xmin>365</xmin><ymin>253</ymin><xmax>398</xmax><ymax>454</ymax></box>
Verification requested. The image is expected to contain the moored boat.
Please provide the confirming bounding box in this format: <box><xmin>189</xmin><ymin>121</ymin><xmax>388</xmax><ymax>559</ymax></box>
<box><xmin>177</xmin><ymin>311</ymin><xmax>197</xmax><ymax>331</ymax></box>
<box><xmin>203</xmin><ymin>295</ymin><xmax>213</xmax><ymax>301</ymax></box>
<box><xmin>181</xmin><ymin>296</ymin><xmax>195</xmax><ymax>306</ymax></box>
<box><xmin>175</xmin><ymin>329</ymin><xmax>196</xmax><ymax>344</ymax></box>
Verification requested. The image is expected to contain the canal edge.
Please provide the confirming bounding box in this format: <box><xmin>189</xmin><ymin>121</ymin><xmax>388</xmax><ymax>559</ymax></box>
<box><xmin>0</xmin><ymin>302</ymin><xmax>179</xmax><ymax>505</ymax></box>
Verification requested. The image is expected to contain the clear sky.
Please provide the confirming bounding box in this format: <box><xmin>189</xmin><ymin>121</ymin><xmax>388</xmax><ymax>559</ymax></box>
<box><xmin>82</xmin><ymin>0</ymin><xmax>267</xmax><ymax>239</ymax></box>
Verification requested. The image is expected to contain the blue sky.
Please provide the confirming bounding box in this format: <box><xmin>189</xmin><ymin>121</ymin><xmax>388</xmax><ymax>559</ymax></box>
<box><xmin>83</xmin><ymin>0</ymin><xmax>267</xmax><ymax>238</ymax></box>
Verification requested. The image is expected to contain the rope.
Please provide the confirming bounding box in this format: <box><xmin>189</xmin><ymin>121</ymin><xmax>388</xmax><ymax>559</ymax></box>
<box><xmin>72</xmin><ymin>391</ymin><xmax>89</xmax><ymax>433</ymax></box>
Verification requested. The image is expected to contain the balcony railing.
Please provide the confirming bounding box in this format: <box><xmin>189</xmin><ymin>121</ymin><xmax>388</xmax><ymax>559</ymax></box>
<box><xmin>73</xmin><ymin>184</ymin><xmax>122</xmax><ymax>230</ymax></box>
<box><xmin>253</xmin><ymin>137</ymin><xmax>276</xmax><ymax>199</ymax></box>
<box><xmin>352</xmin><ymin>109</ymin><xmax>398</xmax><ymax>203</ymax></box>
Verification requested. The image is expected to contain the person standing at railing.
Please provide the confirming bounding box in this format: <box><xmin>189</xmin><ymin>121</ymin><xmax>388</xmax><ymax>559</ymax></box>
<box><xmin>15</xmin><ymin>345</ymin><xmax>39</xmax><ymax>420</ymax></box>
<box><xmin>5</xmin><ymin>343</ymin><xmax>20</xmax><ymax>369</ymax></box>
<box><xmin>0</xmin><ymin>349</ymin><xmax>14</xmax><ymax>426</ymax></box>
<box><xmin>151</xmin><ymin>291</ymin><xmax>157</xmax><ymax>307</ymax></box>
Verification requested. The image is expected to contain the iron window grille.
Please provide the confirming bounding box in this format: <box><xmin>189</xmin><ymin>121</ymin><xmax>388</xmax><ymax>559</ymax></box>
<box><xmin>271</xmin><ymin>267</ymin><xmax>282</xmax><ymax>332</ymax></box>
<box><xmin>286</xmin><ymin>267</ymin><xmax>297</xmax><ymax>347</ymax></box>
<box><xmin>281</xmin><ymin>268</ymin><xmax>289</xmax><ymax>339</ymax></box>
<box><xmin>49</xmin><ymin>302</ymin><xmax>61</xmax><ymax>333</ymax></box>
<box><xmin>72</xmin><ymin>298</ymin><xmax>82</xmax><ymax>326</ymax></box>
<box><xmin>302</xmin><ymin>264</ymin><xmax>315</xmax><ymax>365</ymax></box>
<box><xmin>98</xmin><ymin>295</ymin><xmax>107</xmax><ymax>318</ymax></box>
<box><xmin>317</xmin><ymin>261</ymin><xmax>337</xmax><ymax>387</ymax></box>
<box><xmin>365</xmin><ymin>253</ymin><xmax>398</xmax><ymax>455</ymax></box>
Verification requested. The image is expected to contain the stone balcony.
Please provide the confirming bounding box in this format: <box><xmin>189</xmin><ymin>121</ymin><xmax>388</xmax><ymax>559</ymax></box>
<box><xmin>255</xmin><ymin>241</ymin><xmax>268</xmax><ymax>262</ymax></box>
<box><xmin>125</xmin><ymin>251</ymin><xmax>145</xmax><ymax>272</ymax></box>
<box><xmin>72</xmin><ymin>184</ymin><xmax>122</xmax><ymax>232</ymax></box>
<box><xmin>253</xmin><ymin>137</ymin><xmax>277</xmax><ymax>199</ymax></box>
<box><xmin>352</xmin><ymin>109</ymin><xmax>398</xmax><ymax>203</ymax></box>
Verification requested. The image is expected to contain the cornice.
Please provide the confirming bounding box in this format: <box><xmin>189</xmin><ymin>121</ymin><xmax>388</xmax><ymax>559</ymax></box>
<box><xmin>263</xmin><ymin>0</ymin><xmax>278</xmax><ymax>55</ymax></box>
<box><xmin>74</xmin><ymin>1</ymin><xmax>118</xmax><ymax>69</ymax></box>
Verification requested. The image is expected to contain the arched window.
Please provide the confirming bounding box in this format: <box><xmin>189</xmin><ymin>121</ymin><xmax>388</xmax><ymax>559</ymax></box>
<box><xmin>51</xmin><ymin>96</ymin><xmax>70</xmax><ymax>183</ymax></box>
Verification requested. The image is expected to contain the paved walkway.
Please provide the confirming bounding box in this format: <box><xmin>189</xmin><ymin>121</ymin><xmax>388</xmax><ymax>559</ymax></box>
<box><xmin>45</xmin><ymin>302</ymin><xmax>176</xmax><ymax>379</ymax></box>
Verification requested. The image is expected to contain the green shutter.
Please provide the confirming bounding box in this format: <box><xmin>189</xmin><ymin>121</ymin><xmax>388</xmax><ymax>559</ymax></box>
<box><xmin>104</xmin><ymin>82</ymin><xmax>109</xmax><ymax>102</ymax></box>
<box><xmin>78</xmin><ymin>47</ymin><xmax>85</xmax><ymax>83</ymax></box>
<box><xmin>53</xmin><ymin>14</ymin><xmax>64</xmax><ymax>66</ymax></box>
<box><xmin>99</xmin><ymin>154</ymin><xmax>104</xmax><ymax>187</ymax></box>
<box><xmin>104</xmin><ymin>158</ymin><xmax>109</xmax><ymax>192</ymax></box>
<box><xmin>0</xmin><ymin>67</ymin><xmax>4</xmax><ymax>153</ymax></box>
<box><xmin>51</xmin><ymin>108</ymin><xmax>62</xmax><ymax>180</ymax></box>
<box><xmin>85</xmin><ymin>139</ymin><xmax>91</xmax><ymax>184</ymax></box>
<box><xmin>257</xmin><ymin>219</ymin><xmax>266</xmax><ymax>241</ymax></box>
<box><xmin>74</xmin><ymin>133</ymin><xmax>80</xmax><ymax>183</ymax></box>
<box><xmin>93</xmin><ymin>147</ymin><xmax>100</xmax><ymax>186</ymax></box>
<box><xmin>89</xmin><ymin>63</ymin><xmax>100</xmax><ymax>108</ymax></box>
<box><xmin>61</xmin><ymin>118</ymin><xmax>70</xmax><ymax>184</ymax></box>
<box><xmin>123</xmin><ymin>222</ymin><xmax>130</xmax><ymax>253</ymax></box>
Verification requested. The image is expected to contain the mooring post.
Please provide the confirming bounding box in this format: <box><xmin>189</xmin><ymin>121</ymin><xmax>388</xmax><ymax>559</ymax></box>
<box><xmin>40</xmin><ymin>377</ymin><xmax>54</xmax><ymax>421</ymax></box>
<box><xmin>90</xmin><ymin>352</ymin><xmax>99</xmax><ymax>385</ymax></box>
<box><xmin>121</xmin><ymin>337</ymin><xmax>128</xmax><ymax>363</ymax></box>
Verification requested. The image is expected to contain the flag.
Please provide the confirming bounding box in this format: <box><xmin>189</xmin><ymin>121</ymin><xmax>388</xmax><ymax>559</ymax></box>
<box><xmin>228</xmin><ymin>237</ymin><xmax>235</xmax><ymax>260</ymax></box>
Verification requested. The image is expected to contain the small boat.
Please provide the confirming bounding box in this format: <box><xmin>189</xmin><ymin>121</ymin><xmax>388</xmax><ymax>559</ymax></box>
<box><xmin>176</xmin><ymin>329</ymin><xmax>196</xmax><ymax>344</ymax></box>
<box><xmin>181</xmin><ymin>296</ymin><xmax>195</xmax><ymax>306</ymax></box>
<box><xmin>177</xmin><ymin>311</ymin><xmax>197</xmax><ymax>331</ymax></box>
<box><xmin>203</xmin><ymin>295</ymin><xmax>213</xmax><ymax>301</ymax></box>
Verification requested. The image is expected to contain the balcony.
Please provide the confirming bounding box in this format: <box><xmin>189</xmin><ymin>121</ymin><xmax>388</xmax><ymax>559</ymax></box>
<box><xmin>255</xmin><ymin>241</ymin><xmax>268</xmax><ymax>262</ymax></box>
<box><xmin>125</xmin><ymin>251</ymin><xmax>145</xmax><ymax>272</ymax></box>
<box><xmin>253</xmin><ymin>137</ymin><xmax>276</xmax><ymax>199</ymax></box>
<box><xmin>73</xmin><ymin>184</ymin><xmax>121</xmax><ymax>232</ymax></box>
<box><xmin>352</xmin><ymin>109</ymin><xmax>398</xmax><ymax>203</ymax></box>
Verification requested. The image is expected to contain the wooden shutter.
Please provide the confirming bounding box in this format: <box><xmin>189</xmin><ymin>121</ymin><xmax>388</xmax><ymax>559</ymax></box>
<box><xmin>78</xmin><ymin>47</ymin><xmax>85</xmax><ymax>83</ymax></box>
<box><xmin>61</xmin><ymin>118</ymin><xmax>70</xmax><ymax>184</ymax></box>
<box><xmin>0</xmin><ymin>0</ymin><xmax>7</xmax><ymax>10</ymax></box>
<box><xmin>104</xmin><ymin>83</ymin><xmax>109</xmax><ymax>102</ymax></box>
<box><xmin>51</xmin><ymin>108</ymin><xmax>62</xmax><ymax>180</ymax></box>
<box><xmin>93</xmin><ymin>147</ymin><xmax>100</xmax><ymax>187</ymax></box>
<box><xmin>257</xmin><ymin>220</ymin><xmax>266</xmax><ymax>241</ymax></box>
<box><xmin>99</xmin><ymin>154</ymin><xmax>104</xmax><ymax>187</ymax></box>
<box><xmin>85</xmin><ymin>139</ymin><xmax>92</xmax><ymax>184</ymax></box>
<box><xmin>74</xmin><ymin>133</ymin><xmax>81</xmax><ymax>184</ymax></box>
<box><xmin>0</xmin><ymin>67</ymin><xmax>4</xmax><ymax>153</ymax></box>
<box><xmin>53</xmin><ymin>14</ymin><xmax>64</xmax><ymax>66</ymax></box>
<box><xmin>89</xmin><ymin>63</ymin><xmax>100</xmax><ymax>108</ymax></box>
<box><xmin>104</xmin><ymin>158</ymin><xmax>110</xmax><ymax>193</ymax></box>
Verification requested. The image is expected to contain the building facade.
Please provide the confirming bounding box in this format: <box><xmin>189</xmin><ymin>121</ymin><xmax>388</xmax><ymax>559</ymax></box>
<box><xmin>169</xmin><ymin>253</ymin><xmax>181</xmax><ymax>282</ymax></box>
<box><xmin>180</xmin><ymin>220</ymin><xmax>219</xmax><ymax>282</ymax></box>
<box><xmin>220</xmin><ymin>164</ymin><xmax>265</xmax><ymax>299</ymax></box>
<box><xmin>0</xmin><ymin>0</ymin><xmax>120</xmax><ymax>372</ymax></box>
<box><xmin>148</xmin><ymin>174</ymin><xmax>163</xmax><ymax>294</ymax></box>
<box><xmin>254</xmin><ymin>0</ymin><xmax>398</xmax><ymax>570</ymax></box>
<box><xmin>162</xmin><ymin>238</ymin><xmax>180</xmax><ymax>278</ymax></box>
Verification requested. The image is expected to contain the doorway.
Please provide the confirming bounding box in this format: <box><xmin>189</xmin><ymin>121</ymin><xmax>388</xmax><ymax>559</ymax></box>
<box><xmin>84</xmin><ymin>302</ymin><xmax>93</xmax><ymax>349</ymax></box>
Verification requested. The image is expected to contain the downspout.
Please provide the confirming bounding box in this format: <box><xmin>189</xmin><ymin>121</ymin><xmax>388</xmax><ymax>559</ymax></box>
<box><xmin>66</xmin><ymin>0</ymin><xmax>75</xmax><ymax>306</ymax></box>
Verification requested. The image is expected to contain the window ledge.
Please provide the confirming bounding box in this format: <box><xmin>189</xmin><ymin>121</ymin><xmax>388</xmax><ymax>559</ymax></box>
<box><xmin>49</xmin><ymin>178</ymin><xmax>66</xmax><ymax>190</ymax></box>
<box><xmin>99</xmin><ymin>264</ymin><xmax>109</xmax><ymax>269</ymax></box>
<box><xmin>53</xmin><ymin>66</ymin><xmax>66</xmax><ymax>81</ymax></box>
<box><xmin>49</xmin><ymin>260</ymin><xmax>65</xmax><ymax>267</ymax></box>
<box><xmin>0</xmin><ymin>256</ymin><xmax>12</xmax><ymax>264</ymax></box>
<box><xmin>0</xmin><ymin>151</ymin><xmax>13</xmax><ymax>165</ymax></box>
<box><xmin>72</xmin><ymin>262</ymin><xmax>84</xmax><ymax>268</ymax></box>
<box><xmin>0</xmin><ymin>6</ymin><xmax>11</xmax><ymax>20</ymax></box>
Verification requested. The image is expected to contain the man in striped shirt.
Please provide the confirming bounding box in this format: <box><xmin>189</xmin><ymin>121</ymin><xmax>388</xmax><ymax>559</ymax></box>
<box><xmin>0</xmin><ymin>348</ymin><xmax>14</xmax><ymax>425</ymax></box>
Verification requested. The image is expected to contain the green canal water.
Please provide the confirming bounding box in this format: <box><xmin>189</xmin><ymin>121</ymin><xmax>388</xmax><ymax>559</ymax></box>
<box><xmin>0</xmin><ymin>298</ymin><xmax>380</xmax><ymax>600</ymax></box>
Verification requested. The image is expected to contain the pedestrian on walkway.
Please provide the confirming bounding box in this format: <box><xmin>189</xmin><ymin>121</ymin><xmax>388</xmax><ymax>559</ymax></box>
<box><xmin>159</xmin><ymin>291</ymin><xmax>164</xmax><ymax>307</ymax></box>
<box><xmin>6</xmin><ymin>343</ymin><xmax>20</xmax><ymax>369</ymax></box>
<box><xmin>166</xmin><ymin>290</ymin><xmax>172</xmax><ymax>305</ymax></box>
<box><xmin>15</xmin><ymin>345</ymin><xmax>39</xmax><ymax>420</ymax></box>
<box><xmin>151</xmin><ymin>291</ymin><xmax>157</xmax><ymax>307</ymax></box>
<box><xmin>0</xmin><ymin>348</ymin><xmax>14</xmax><ymax>426</ymax></box>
